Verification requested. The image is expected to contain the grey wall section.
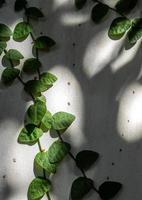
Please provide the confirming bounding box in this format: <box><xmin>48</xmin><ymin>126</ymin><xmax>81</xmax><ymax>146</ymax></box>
<box><xmin>0</xmin><ymin>0</ymin><xmax>142</xmax><ymax>199</ymax></box>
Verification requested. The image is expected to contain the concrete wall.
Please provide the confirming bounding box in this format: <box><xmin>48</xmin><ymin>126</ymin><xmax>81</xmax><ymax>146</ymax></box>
<box><xmin>0</xmin><ymin>0</ymin><xmax>142</xmax><ymax>199</ymax></box>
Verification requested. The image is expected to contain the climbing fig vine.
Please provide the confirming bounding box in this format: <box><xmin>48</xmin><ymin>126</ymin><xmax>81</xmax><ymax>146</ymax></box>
<box><xmin>0</xmin><ymin>0</ymin><xmax>125</xmax><ymax>200</ymax></box>
<box><xmin>75</xmin><ymin>0</ymin><xmax>142</xmax><ymax>47</ymax></box>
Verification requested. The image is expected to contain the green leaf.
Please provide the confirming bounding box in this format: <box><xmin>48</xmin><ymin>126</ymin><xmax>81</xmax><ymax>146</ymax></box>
<box><xmin>108</xmin><ymin>17</ymin><xmax>132</xmax><ymax>40</ymax></box>
<box><xmin>52</xmin><ymin>112</ymin><xmax>75</xmax><ymax>132</ymax></box>
<box><xmin>75</xmin><ymin>0</ymin><xmax>87</xmax><ymax>10</ymax></box>
<box><xmin>13</xmin><ymin>22</ymin><xmax>32</xmax><ymax>42</ymax></box>
<box><xmin>39</xmin><ymin>72</ymin><xmax>57</xmax><ymax>89</ymax></box>
<box><xmin>23</xmin><ymin>58</ymin><xmax>41</xmax><ymax>74</ymax></box>
<box><xmin>127</xmin><ymin>18</ymin><xmax>142</xmax><ymax>44</ymax></box>
<box><xmin>34</xmin><ymin>36</ymin><xmax>56</xmax><ymax>51</ymax></box>
<box><xmin>24</xmin><ymin>80</ymin><xmax>42</xmax><ymax>97</ymax></box>
<box><xmin>1</xmin><ymin>67</ymin><xmax>20</xmax><ymax>85</ymax></box>
<box><xmin>36</xmin><ymin>95</ymin><xmax>46</xmax><ymax>103</ymax></box>
<box><xmin>71</xmin><ymin>177</ymin><xmax>93</xmax><ymax>200</ymax></box>
<box><xmin>15</xmin><ymin>0</ymin><xmax>27</xmax><ymax>12</ymax></box>
<box><xmin>24</xmin><ymin>72</ymin><xmax>57</xmax><ymax>97</ymax></box>
<box><xmin>35</xmin><ymin>151</ymin><xmax>57</xmax><ymax>174</ymax></box>
<box><xmin>18</xmin><ymin>124</ymin><xmax>43</xmax><ymax>145</ymax></box>
<box><xmin>25</xmin><ymin>7</ymin><xmax>44</xmax><ymax>19</ymax></box>
<box><xmin>25</xmin><ymin>100</ymin><xmax>46</xmax><ymax>126</ymax></box>
<box><xmin>6</xmin><ymin>49</ymin><xmax>24</xmax><ymax>60</ymax></box>
<box><xmin>2</xmin><ymin>55</ymin><xmax>20</xmax><ymax>67</ymax></box>
<box><xmin>91</xmin><ymin>3</ymin><xmax>109</xmax><ymax>24</ymax></box>
<box><xmin>99</xmin><ymin>181</ymin><xmax>122</xmax><ymax>200</ymax></box>
<box><xmin>0</xmin><ymin>41</ymin><xmax>7</xmax><ymax>55</ymax></box>
<box><xmin>39</xmin><ymin>111</ymin><xmax>52</xmax><ymax>132</ymax></box>
<box><xmin>116</xmin><ymin>0</ymin><xmax>138</xmax><ymax>14</ymax></box>
<box><xmin>0</xmin><ymin>24</ymin><xmax>12</xmax><ymax>41</ymax></box>
<box><xmin>76</xmin><ymin>150</ymin><xmax>99</xmax><ymax>170</ymax></box>
<box><xmin>28</xmin><ymin>177</ymin><xmax>51</xmax><ymax>200</ymax></box>
<box><xmin>48</xmin><ymin>140</ymin><xmax>71</xmax><ymax>163</ymax></box>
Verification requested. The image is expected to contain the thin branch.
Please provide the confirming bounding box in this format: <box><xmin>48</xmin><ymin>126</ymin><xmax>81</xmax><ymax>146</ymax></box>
<box><xmin>56</xmin><ymin>131</ymin><xmax>99</xmax><ymax>193</ymax></box>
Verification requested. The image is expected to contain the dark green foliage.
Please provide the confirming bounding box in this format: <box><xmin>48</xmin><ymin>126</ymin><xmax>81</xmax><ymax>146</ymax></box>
<box><xmin>15</xmin><ymin>0</ymin><xmax>27</xmax><ymax>12</ymax></box>
<box><xmin>5</xmin><ymin>49</ymin><xmax>24</xmax><ymax>60</ymax></box>
<box><xmin>76</xmin><ymin>150</ymin><xmax>99</xmax><ymax>170</ymax></box>
<box><xmin>91</xmin><ymin>3</ymin><xmax>109</xmax><ymax>24</ymax></box>
<box><xmin>75</xmin><ymin>0</ymin><xmax>87</xmax><ymax>10</ymax></box>
<box><xmin>13</xmin><ymin>22</ymin><xmax>32</xmax><ymax>41</ymax></box>
<box><xmin>116</xmin><ymin>0</ymin><xmax>138</xmax><ymax>14</ymax></box>
<box><xmin>35</xmin><ymin>151</ymin><xmax>57</xmax><ymax>174</ymax></box>
<box><xmin>28</xmin><ymin>178</ymin><xmax>51</xmax><ymax>200</ymax></box>
<box><xmin>71</xmin><ymin>177</ymin><xmax>93</xmax><ymax>199</ymax></box>
<box><xmin>34</xmin><ymin>36</ymin><xmax>56</xmax><ymax>51</ymax></box>
<box><xmin>99</xmin><ymin>181</ymin><xmax>122</xmax><ymax>200</ymax></box>
<box><xmin>0</xmin><ymin>24</ymin><xmax>12</xmax><ymax>41</ymax></box>
<box><xmin>25</xmin><ymin>7</ymin><xmax>44</xmax><ymax>19</ymax></box>
<box><xmin>1</xmin><ymin>67</ymin><xmax>20</xmax><ymax>85</ymax></box>
<box><xmin>108</xmin><ymin>17</ymin><xmax>132</xmax><ymax>40</ymax></box>
<box><xmin>23</xmin><ymin>58</ymin><xmax>42</xmax><ymax>74</ymax></box>
<box><xmin>0</xmin><ymin>41</ymin><xmax>7</xmax><ymax>55</ymax></box>
<box><xmin>18</xmin><ymin>124</ymin><xmax>43</xmax><ymax>145</ymax></box>
<box><xmin>48</xmin><ymin>140</ymin><xmax>71</xmax><ymax>163</ymax></box>
<box><xmin>127</xmin><ymin>18</ymin><xmax>142</xmax><ymax>44</ymax></box>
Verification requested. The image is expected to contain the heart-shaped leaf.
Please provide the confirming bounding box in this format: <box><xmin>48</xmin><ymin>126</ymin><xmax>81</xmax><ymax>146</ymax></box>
<box><xmin>99</xmin><ymin>181</ymin><xmax>122</xmax><ymax>200</ymax></box>
<box><xmin>51</xmin><ymin>112</ymin><xmax>75</xmax><ymax>132</ymax></box>
<box><xmin>34</xmin><ymin>36</ymin><xmax>56</xmax><ymax>51</ymax></box>
<box><xmin>71</xmin><ymin>177</ymin><xmax>93</xmax><ymax>200</ymax></box>
<box><xmin>1</xmin><ymin>67</ymin><xmax>20</xmax><ymax>85</ymax></box>
<box><xmin>15</xmin><ymin>0</ymin><xmax>27</xmax><ymax>12</ymax></box>
<box><xmin>48</xmin><ymin>140</ymin><xmax>71</xmax><ymax>163</ymax></box>
<box><xmin>0</xmin><ymin>41</ymin><xmax>7</xmax><ymax>55</ymax></box>
<box><xmin>116</xmin><ymin>0</ymin><xmax>138</xmax><ymax>14</ymax></box>
<box><xmin>25</xmin><ymin>7</ymin><xmax>44</xmax><ymax>19</ymax></box>
<box><xmin>108</xmin><ymin>17</ymin><xmax>132</xmax><ymax>40</ymax></box>
<box><xmin>39</xmin><ymin>72</ymin><xmax>57</xmax><ymax>89</ymax></box>
<box><xmin>39</xmin><ymin>111</ymin><xmax>52</xmax><ymax>132</ymax></box>
<box><xmin>6</xmin><ymin>49</ymin><xmax>24</xmax><ymax>60</ymax></box>
<box><xmin>76</xmin><ymin>150</ymin><xmax>99</xmax><ymax>170</ymax></box>
<box><xmin>35</xmin><ymin>151</ymin><xmax>57</xmax><ymax>174</ymax></box>
<box><xmin>25</xmin><ymin>99</ymin><xmax>46</xmax><ymax>126</ymax></box>
<box><xmin>75</xmin><ymin>0</ymin><xmax>87</xmax><ymax>10</ymax></box>
<box><xmin>23</xmin><ymin>58</ymin><xmax>41</xmax><ymax>74</ymax></box>
<box><xmin>13</xmin><ymin>22</ymin><xmax>32</xmax><ymax>42</ymax></box>
<box><xmin>28</xmin><ymin>177</ymin><xmax>51</xmax><ymax>200</ymax></box>
<box><xmin>91</xmin><ymin>3</ymin><xmax>109</xmax><ymax>24</ymax></box>
<box><xmin>0</xmin><ymin>24</ymin><xmax>12</xmax><ymax>41</ymax></box>
<box><xmin>18</xmin><ymin>124</ymin><xmax>43</xmax><ymax>145</ymax></box>
<box><xmin>127</xmin><ymin>18</ymin><xmax>142</xmax><ymax>44</ymax></box>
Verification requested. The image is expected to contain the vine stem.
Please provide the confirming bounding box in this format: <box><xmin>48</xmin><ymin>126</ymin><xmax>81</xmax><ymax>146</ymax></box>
<box><xmin>56</xmin><ymin>131</ymin><xmax>99</xmax><ymax>193</ymax></box>
<box><xmin>24</xmin><ymin>6</ymin><xmax>52</xmax><ymax>200</ymax></box>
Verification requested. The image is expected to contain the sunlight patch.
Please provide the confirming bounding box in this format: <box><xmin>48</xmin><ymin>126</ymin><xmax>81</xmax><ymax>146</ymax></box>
<box><xmin>117</xmin><ymin>82</ymin><xmax>142</xmax><ymax>142</ymax></box>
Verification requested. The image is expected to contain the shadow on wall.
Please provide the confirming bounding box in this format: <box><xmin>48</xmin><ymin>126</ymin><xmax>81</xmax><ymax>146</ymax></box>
<box><xmin>1</xmin><ymin>0</ymin><xmax>142</xmax><ymax>200</ymax></box>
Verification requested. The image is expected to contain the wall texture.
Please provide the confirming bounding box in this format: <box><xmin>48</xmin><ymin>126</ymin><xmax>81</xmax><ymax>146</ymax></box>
<box><xmin>0</xmin><ymin>0</ymin><xmax>142</xmax><ymax>200</ymax></box>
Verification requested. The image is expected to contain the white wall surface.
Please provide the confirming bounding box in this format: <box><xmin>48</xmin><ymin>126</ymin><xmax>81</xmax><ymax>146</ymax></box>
<box><xmin>0</xmin><ymin>0</ymin><xmax>142</xmax><ymax>200</ymax></box>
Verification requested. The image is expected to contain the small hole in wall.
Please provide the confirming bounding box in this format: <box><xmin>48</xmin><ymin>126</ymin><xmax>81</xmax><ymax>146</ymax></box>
<box><xmin>67</xmin><ymin>82</ymin><xmax>71</xmax><ymax>86</ymax></box>
<box><xmin>119</xmin><ymin>148</ymin><xmax>122</xmax><ymax>152</ymax></box>
<box><xmin>128</xmin><ymin>120</ymin><xmax>130</xmax><ymax>123</ymax></box>
<box><xmin>72</xmin><ymin>43</ymin><xmax>76</xmax><ymax>47</ymax></box>
<box><xmin>67</xmin><ymin>102</ymin><xmax>71</xmax><ymax>106</ymax></box>
<box><xmin>12</xmin><ymin>158</ymin><xmax>16</xmax><ymax>163</ymax></box>
<box><xmin>111</xmin><ymin>162</ymin><xmax>115</xmax><ymax>166</ymax></box>
<box><xmin>133</xmin><ymin>91</ymin><xmax>135</xmax><ymax>94</ymax></box>
<box><xmin>78</xmin><ymin>23</ymin><xmax>82</xmax><ymax>27</ymax></box>
<box><xmin>2</xmin><ymin>175</ymin><xmax>6</xmax><ymax>179</ymax></box>
<box><xmin>40</xmin><ymin>32</ymin><xmax>43</xmax><ymax>35</ymax></box>
<box><xmin>106</xmin><ymin>176</ymin><xmax>110</xmax><ymax>180</ymax></box>
<box><xmin>73</xmin><ymin>63</ymin><xmax>75</xmax><ymax>67</ymax></box>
